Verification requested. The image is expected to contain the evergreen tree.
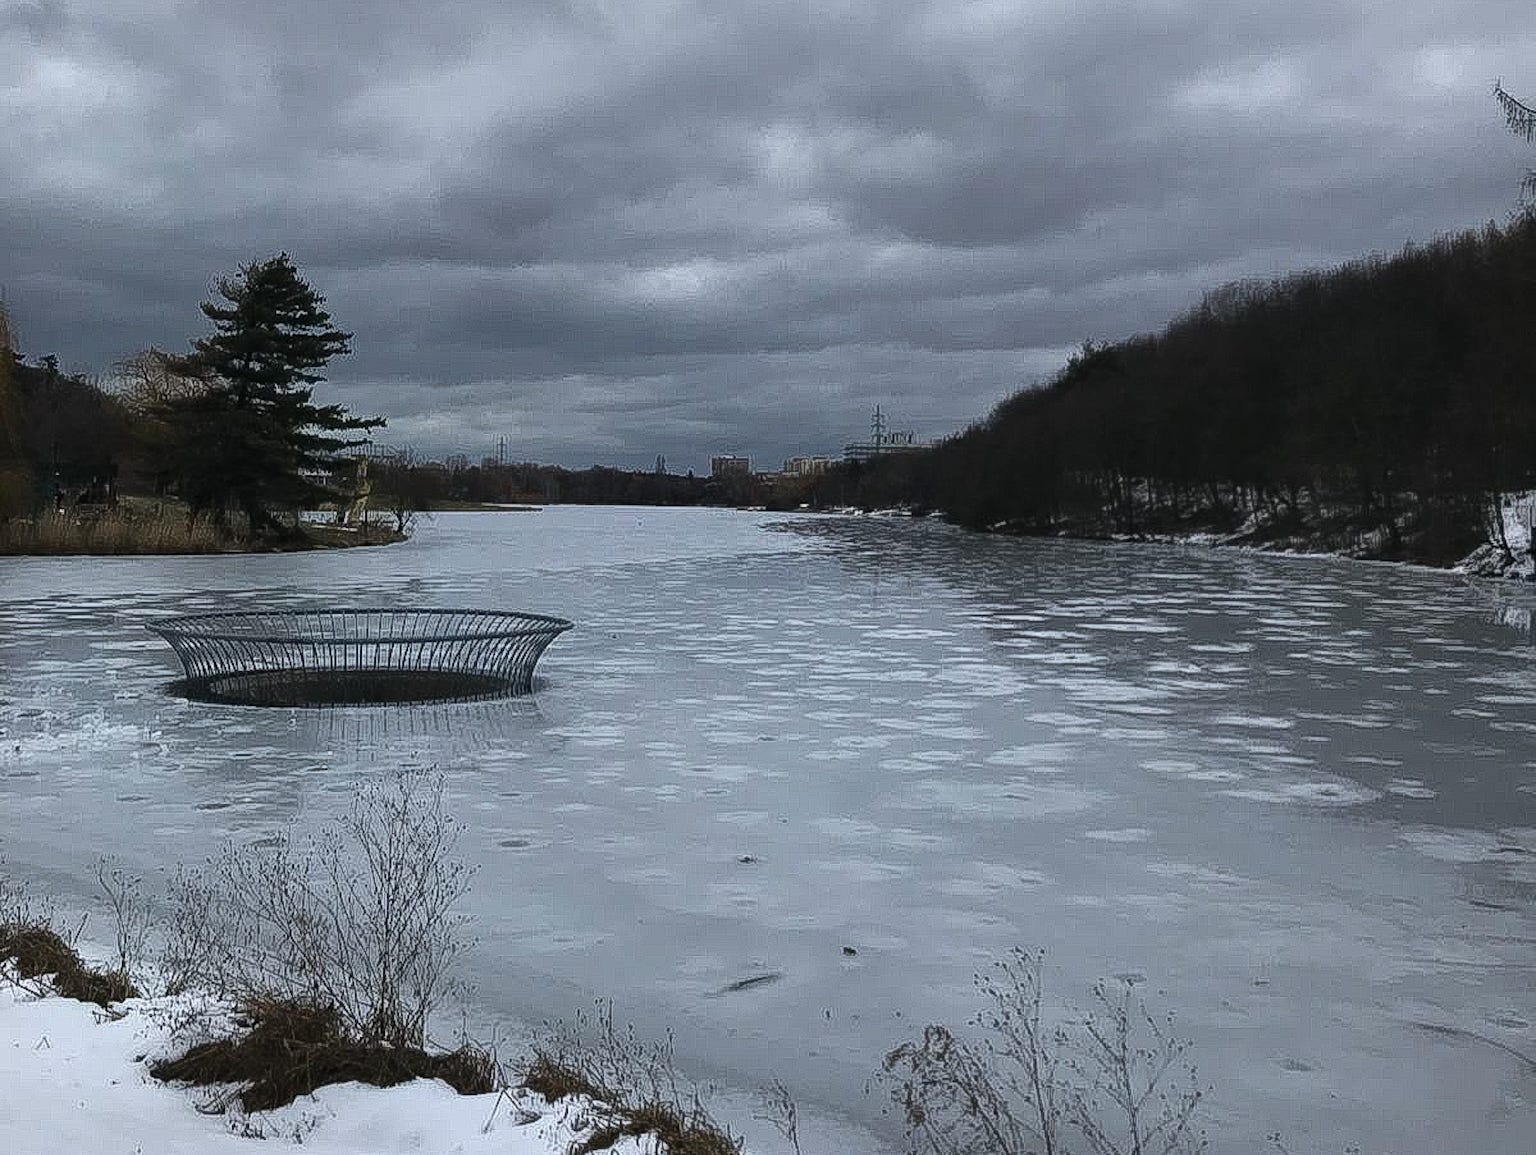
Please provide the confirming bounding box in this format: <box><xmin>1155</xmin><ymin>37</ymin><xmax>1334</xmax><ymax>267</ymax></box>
<box><xmin>0</xmin><ymin>302</ymin><xmax>30</xmax><ymax>517</ymax></box>
<box><xmin>163</xmin><ymin>254</ymin><xmax>382</xmax><ymax>537</ymax></box>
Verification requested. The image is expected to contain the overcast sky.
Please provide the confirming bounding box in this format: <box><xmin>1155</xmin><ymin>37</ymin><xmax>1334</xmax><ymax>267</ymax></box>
<box><xmin>3</xmin><ymin>1</ymin><xmax>1533</xmax><ymax>471</ymax></box>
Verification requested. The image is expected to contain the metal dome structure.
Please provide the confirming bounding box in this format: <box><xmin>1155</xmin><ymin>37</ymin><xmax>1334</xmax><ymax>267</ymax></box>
<box><xmin>149</xmin><ymin>609</ymin><xmax>572</xmax><ymax>706</ymax></box>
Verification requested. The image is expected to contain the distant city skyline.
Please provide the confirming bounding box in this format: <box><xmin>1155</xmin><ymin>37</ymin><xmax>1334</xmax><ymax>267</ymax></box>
<box><xmin>367</xmin><ymin>403</ymin><xmax>912</xmax><ymax>475</ymax></box>
<box><xmin>3</xmin><ymin>2</ymin><xmax>1533</xmax><ymax>474</ymax></box>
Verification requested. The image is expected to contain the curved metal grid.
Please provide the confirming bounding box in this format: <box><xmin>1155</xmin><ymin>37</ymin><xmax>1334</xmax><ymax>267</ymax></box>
<box><xmin>148</xmin><ymin>609</ymin><xmax>573</xmax><ymax>705</ymax></box>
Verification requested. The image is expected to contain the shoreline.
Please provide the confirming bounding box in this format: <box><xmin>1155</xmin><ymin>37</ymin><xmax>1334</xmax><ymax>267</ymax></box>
<box><xmin>0</xmin><ymin>976</ymin><xmax>588</xmax><ymax>1155</ymax></box>
<box><xmin>832</xmin><ymin>498</ymin><xmax>1536</xmax><ymax>583</ymax></box>
<box><xmin>0</xmin><ymin>506</ymin><xmax>408</xmax><ymax>558</ymax></box>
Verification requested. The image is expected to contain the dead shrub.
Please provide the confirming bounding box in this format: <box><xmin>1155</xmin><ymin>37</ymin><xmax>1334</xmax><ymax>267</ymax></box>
<box><xmin>151</xmin><ymin>996</ymin><xmax>496</xmax><ymax>1112</ymax></box>
<box><xmin>882</xmin><ymin>949</ymin><xmax>1207</xmax><ymax>1155</ymax></box>
<box><xmin>162</xmin><ymin>771</ymin><xmax>474</xmax><ymax>1049</ymax></box>
<box><xmin>523</xmin><ymin>1001</ymin><xmax>742</xmax><ymax>1155</ymax></box>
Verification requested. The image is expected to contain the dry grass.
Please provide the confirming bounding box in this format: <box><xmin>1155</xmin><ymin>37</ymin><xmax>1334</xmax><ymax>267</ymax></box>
<box><xmin>521</xmin><ymin>1003</ymin><xmax>743</xmax><ymax>1155</ymax></box>
<box><xmin>151</xmin><ymin>997</ymin><xmax>497</xmax><ymax>1113</ymax></box>
<box><xmin>0</xmin><ymin>505</ymin><xmax>407</xmax><ymax>555</ymax></box>
<box><xmin>0</xmin><ymin>507</ymin><xmax>234</xmax><ymax>555</ymax></box>
<box><xmin>524</xmin><ymin>1051</ymin><xmax>604</xmax><ymax>1101</ymax></box>
<box><xmin>577</xmin><ymin>1100</ymin><xmax>742</xmax><ymax>1155</ymax></box>
<box><xmin>0</xmin><ymin>921</ymin><xmax>138</xmax><ymax>1006</ymax></box>
<box><xmin>527</xmin><ymin>1051</ymin><xmax>741</xmax><ymax>1155</ymax></box>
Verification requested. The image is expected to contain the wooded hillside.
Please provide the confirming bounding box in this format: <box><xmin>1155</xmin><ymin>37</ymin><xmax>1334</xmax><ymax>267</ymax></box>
<box><xmin>824</xmin><ymin>215</ymin><xmax>1536</xmax><ymax>565</ymax></box>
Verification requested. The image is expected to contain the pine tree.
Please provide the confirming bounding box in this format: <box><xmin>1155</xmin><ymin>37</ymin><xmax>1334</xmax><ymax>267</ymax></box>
<box><xmin>164</xmin><ymin>254</ymin><xmax>382</xmax><ymax>537</ymax></box>
<box><xmin>0</xmin><ymin>302</ymin><xmax>30</xmax><ymax>517</ymax></box>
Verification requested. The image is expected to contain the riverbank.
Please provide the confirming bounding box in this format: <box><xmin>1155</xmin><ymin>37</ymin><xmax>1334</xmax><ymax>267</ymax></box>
<box><xmin>0</xmin><ymin>500</ymin><xmax>406</xmax><ymax>556</ymax></box>
<box><xmin>853</xmin><ymin>490</ymin><xmax>1536</xmax><ymax>582</ymax></box>
<box><xmin>0</xmin><ymin>977</ymin><xmax>598</xmax><ymax>1155</ymax></box>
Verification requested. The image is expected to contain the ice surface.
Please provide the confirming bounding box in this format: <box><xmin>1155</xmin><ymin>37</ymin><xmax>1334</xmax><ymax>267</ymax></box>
<box><xmin>2</xmin><ymin>508</ymin><xmax>1534</xmax><ymax>1153</ymax></box>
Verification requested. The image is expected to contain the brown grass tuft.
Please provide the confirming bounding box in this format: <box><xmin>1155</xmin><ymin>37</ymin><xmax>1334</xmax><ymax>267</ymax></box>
<box><xmin>575</xmin><ymin>1100</ymin><xmax>741</xmax><ymax>1155</ymax></box>
<box><xmin>522</xmin><ymin>1049</ymin><xmax>741</xmax><ymax>1155</ymax></box>
<box><xmin>0</xmin><ymin>922</ymin><xmax>139</xmax><ymax>1006</ymax></box>
<box><xmin>523</xmin><ymin>1050</ymin><xmax>604</xmax><ymax>1102</ymax></box>
<box><xmin>150</xmin><ymin>997</ymin><xmax>496</xmax><ymax>1113</ymax></box>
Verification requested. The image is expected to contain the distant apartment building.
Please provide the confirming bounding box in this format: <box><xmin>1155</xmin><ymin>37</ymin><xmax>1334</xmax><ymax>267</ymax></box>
<box><xmin>783</xmin><ymin>455</ymin><xmax>834</xmax><ymax>476</ymax></box>
<box><xmin>710</xmin><ymin>455</ymin><xmax>751</xmax><ymax>478</ymax></box>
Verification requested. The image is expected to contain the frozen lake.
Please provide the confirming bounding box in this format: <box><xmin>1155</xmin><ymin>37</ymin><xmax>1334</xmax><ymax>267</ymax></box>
<box><xmin>1</xmin><ymin>507</ymin><xmax>1533</xmax><ymax>1153</ymax></box>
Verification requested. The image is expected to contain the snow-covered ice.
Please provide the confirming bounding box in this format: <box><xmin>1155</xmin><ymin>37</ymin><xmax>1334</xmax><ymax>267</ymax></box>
<box><xmin>2</xmin><ymin>507</ymin><xmax>1534</xmax><ymax>1153</ymax></box>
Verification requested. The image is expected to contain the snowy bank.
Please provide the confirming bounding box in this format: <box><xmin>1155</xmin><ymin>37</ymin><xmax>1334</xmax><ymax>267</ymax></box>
<box><xmin>1456</xmin><ymin>492</ymin><xmax>1536</xmax><ymax>580</ymax></box>
<box><xmin>0</xmin><ymin>979</ymin><xmax>645</xmax><ymax>1155</ymax></box>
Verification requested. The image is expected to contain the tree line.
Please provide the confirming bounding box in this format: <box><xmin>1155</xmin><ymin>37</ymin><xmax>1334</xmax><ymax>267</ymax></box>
<box><xmin>0</xmin><ymin>254</ymin><xmax>783</xmax><ymax>546</ymax></box>
<box><xmin>811</xmin><ymin>212</ymin><xmax>1536</xmax><ymax>565</ymax></box>
<box><xmin>369</xmin><ymin>453</ymin><xmax>777</xmax><ymax>516</ymax></box>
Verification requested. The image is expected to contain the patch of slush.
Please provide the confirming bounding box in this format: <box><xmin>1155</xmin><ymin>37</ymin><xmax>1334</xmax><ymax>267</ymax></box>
<box><xmin>1083</xmin><ymin>827</ymin><xmax>1153</xmax><ymax>843</ymax></box>
<box><xmin>985</xmin><ymin>743</ymin><xmax>1077</xmax><ymax>771</ymax></box>
<box><xmin>1400</xmin><ymin>827</ymin><xmax>1536</xmax><ymax>870</ymax></box>
<box><xmin>1209</xmin><ymin>713</ymin><xmax>1295</xmax><ymax>730</ymax></box>
<box><xmin>1385</xmin><ymin>778</ymin><xmax>1438</xmax><ymax>799</ymax></box>
<box><xmin>891</xmin><ymin>777</ymin><xmax>1111</xmax><ymax>818</ymax></box>
<box><xmin>1224</xmin><ymin>778</ymin><xmax>1381</xmax><ymax>806</ymax></box>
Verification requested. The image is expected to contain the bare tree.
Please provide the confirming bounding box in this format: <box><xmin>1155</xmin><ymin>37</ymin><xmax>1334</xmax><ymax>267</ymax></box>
<box><xmin>112</xmin><ymin>348</ymin><xmax>208</xmax><ymax>414</ymax></box>
<box><xmin>371</xmin><ymin>446</ymin><xmax>436</xmax><ymax>535</ymax></box>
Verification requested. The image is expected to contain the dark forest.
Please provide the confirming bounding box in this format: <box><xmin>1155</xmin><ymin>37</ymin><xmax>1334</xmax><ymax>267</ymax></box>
<box><xmin>813</xmin><ymin>214</ymin><xmax>1536</xmax><ymax>566</ymax></box>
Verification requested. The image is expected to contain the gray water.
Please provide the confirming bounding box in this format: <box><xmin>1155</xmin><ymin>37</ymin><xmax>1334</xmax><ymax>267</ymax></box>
<box><xmin>1</xmin><ymin>508</ymin><xmax>1532</xmax><ymax>1153</ymax></box>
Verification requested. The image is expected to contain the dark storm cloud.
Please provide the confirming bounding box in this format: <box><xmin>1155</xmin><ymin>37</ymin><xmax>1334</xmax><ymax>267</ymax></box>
<box><xmin>3</xmin><ymin>1</ymin><xmax>1533</xmax><ymax>469</ymax></box>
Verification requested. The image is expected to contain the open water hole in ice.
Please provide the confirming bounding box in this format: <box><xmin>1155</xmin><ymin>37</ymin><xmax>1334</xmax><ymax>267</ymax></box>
<box><xmin>1</xmin><ymin>507</ymin><xmax>1533</xmax><ymax>1153</ymax></box>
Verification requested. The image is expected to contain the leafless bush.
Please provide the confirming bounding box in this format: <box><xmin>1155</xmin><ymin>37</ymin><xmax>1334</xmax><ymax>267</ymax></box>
<box><xmin>1063</xmin><ymin>978</ymin><xmax>1206</xmax><ymax>1155</ymax></box>
<box><xmin>163</xmin><ymin>771</ymin><xmax>475</xmax><ymax>1048</ymax></box>
<box><xmin>755</xmin><ymin>1076</ymin><xmax>803</xmax><ymax>1155</ymax></box>
<box><xmin>0</xmin><ymin>854</ymin><xmax>54</xmax><ymax>931</ymax></box>
<box><xmin>94</xmin><ymin>857</ymin><xmax>151</xmax><ymax>984</ymax></box>
<box><xmin>524</xmin><ymin>999</ymin><xmax>742</xmax><ymax>1155</ymax></box>
<box><xmin>883</xmin><ymin>950</ymin><xmax>1206</xmax><ymax>1155</ymax></box>
<box><xmin>159</xmin><ymin>859</ymin><xmax>221</xmax><ymax>999</ymax></box>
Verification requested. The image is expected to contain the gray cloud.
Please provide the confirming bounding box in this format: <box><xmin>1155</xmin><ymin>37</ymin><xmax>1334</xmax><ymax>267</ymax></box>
<box><xmin>3</xmin><ymin>1</ymin><xmax>1533</xmax><ymax>470</ymax></box>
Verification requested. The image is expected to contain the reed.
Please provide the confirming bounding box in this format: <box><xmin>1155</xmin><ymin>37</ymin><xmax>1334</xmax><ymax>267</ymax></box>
<box><xmin>0</xmin><ymin>507</ymin><xmax>235</xmax><ymax>555</ymax></box>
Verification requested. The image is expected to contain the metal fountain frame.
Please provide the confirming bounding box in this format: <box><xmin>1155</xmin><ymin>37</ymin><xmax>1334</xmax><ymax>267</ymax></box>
<box><xmin>149</xmin><ymin>608</ymin><xmax>573</xmax><ymax>706</ymax></box>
